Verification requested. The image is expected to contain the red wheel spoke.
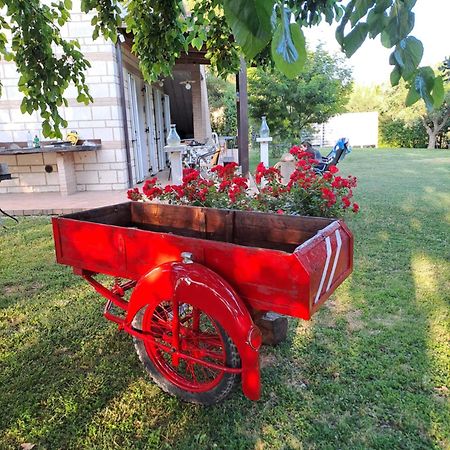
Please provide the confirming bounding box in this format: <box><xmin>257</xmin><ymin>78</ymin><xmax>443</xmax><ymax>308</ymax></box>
<box><xmin>201</xmin><ymin>349</ymin><xmax>226</xmax><ymax>361</ymax></box>
<box><xmin>199</xmin><ymin>364</ymin><xmax>209</xmax><ymax>381</ymax></box>
<box><xmin>142</xmin><ymin>300</ymin><xmax>229</xmax><ymax>392</ymax></box>
<box><xmin>204</xmin><ymin>365</ymin><xmax>219</xmax><ymax>379</ymax></box>
<box><xmin>192</xmin><ymin>308</ymin><xmax>200</xmax><ymax>333</ymax></box>
<box><xmin>153</xmin><ymin>307</ymin><xmax>171</xmax><ymax>322</ymax></box>
<box><xmin>151</xmin><ymin>319</ymin><xmax>171</xmax><ymax>330</ymax></box>
<box><xmin>184</xmin><ymin>332</ymin><xmax>222</xmax><ymax>344</ymax></box>
<box><xmin>186</xmin><ymin>361</ymin><xmax>198</xmax><ymax>383</ymax></box>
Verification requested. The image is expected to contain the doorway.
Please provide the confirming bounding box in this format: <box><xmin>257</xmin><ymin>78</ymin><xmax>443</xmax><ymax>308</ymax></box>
<box><xmin>128</xmin><ymin>73</ymin><xmax>148</xmax><ymax>182</ymax></box>
<box><xmin>153</xmin><ymin>88</ymin><xmax>167</xmax><ymax>171</ymax></box>
<box><xmin>143</xmin><ymin>84</ymin><xmax>159</xmax><ymax>175</ymax></box>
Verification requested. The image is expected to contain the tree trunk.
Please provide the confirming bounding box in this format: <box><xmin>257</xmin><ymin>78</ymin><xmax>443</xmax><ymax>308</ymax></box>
<box><xmin>427</xmin><ymin>132</ymin><xmax>437</xmax><ymax>149</ymax></box>
<box><xmin>422</xmin><ymin>116</ymin><xmax>439</xmax><ymax>149</ymax></box>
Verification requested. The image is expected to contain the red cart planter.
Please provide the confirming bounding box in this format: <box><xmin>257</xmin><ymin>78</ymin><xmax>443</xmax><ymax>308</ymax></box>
<box><xmin>52</xmin><ymin>202</ymin><xmax>353</xmax><ymax>404</ymax></box>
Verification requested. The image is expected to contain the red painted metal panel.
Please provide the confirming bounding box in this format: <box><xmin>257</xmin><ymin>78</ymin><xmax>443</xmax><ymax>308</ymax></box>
<box><xmin>294</xmin><ymin>219</ymin><xmax>353</xmax><ymax>316</ymax></box>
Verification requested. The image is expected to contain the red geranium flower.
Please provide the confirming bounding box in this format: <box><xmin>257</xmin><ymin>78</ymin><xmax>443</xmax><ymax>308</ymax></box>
<box><xmin>127</xmin><ymin>187</ymin><xmax>142</xmax><ymax>201</ymax></box>
<box><xmin>342</xmin><ymin>196</ymin><xmax>351</xmax><ymax>208</ymax></box>
<box><xmin>329</xmin><ymin>165</ymin><xmax>339</xmax><ymax>174</ymax></box>
<box><xmin>182</xmin><ymin>168</ymin><xmax>200</xmax><ymax>184</ymax></box>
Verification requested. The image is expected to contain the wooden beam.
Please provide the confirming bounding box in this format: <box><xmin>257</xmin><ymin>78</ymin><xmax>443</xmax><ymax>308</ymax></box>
<box><xmin>236</xmin><ymin>57</ymin><xmax>249</xmax><ymax>175</ymax></box>
<box><xmin>175</xmin><ymin>53</ymin><xmax>211</xmax><ymax>66</ymax></box>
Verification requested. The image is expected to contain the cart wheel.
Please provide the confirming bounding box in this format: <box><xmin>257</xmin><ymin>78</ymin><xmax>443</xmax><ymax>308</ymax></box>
<box><xmin>133</xmin><ymin>301</ymin><xmax>241</xmax><ymax>405</ymax></box>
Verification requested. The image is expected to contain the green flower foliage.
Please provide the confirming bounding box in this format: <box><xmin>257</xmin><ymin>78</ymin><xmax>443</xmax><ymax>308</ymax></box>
<box><xmin>0</xmin><ymin>0</ymin><xmax>444</xmax><ymax>137</ymax></box>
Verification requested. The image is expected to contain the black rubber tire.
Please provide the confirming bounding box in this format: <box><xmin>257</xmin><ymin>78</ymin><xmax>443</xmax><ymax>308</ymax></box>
<box><xmin>133</xmin><ymin>307</ymin><xmax>241</xmax><ymax>405</ymax></box>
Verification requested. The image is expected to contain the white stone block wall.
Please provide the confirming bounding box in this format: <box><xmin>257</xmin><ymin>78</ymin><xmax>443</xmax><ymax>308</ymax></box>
<box><xmin>0</xmin><ymin>153</ymin><xmax>59</xmax><ymax>193</ymax></box>
<box><xmin>0</xmin><ymin>0</ymin><xmax>130</xmax><ymax>194</ymax></box>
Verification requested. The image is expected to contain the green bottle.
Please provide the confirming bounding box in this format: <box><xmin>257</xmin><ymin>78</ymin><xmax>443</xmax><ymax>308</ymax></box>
<box><xmin>33</xmin><ymin>135</ymin><xmax>40</xmax><ymax>148</ymax></box>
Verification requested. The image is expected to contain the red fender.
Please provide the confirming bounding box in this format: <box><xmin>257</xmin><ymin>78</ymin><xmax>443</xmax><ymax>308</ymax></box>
<box><xmin>125</xmin><ymin>262</ymin><xmax>262</xmax><ymax>401</ymax></box>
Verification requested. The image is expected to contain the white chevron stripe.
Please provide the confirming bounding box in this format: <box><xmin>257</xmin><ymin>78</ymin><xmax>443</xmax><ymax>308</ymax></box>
<box><xmin>326</xmin><ymin>230</ymin><xmax>342</xmax><ymax>291</ymax></box>
<box><xmin>314</xmin><ymin>236</ymin><xmax>332</xmax><ymax>304</ymax></box>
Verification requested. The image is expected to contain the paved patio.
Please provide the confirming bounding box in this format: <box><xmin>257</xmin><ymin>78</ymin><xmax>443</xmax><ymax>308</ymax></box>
<box><xmin>0</xmin><ymin>170</ymin><xmax>170</xmax><ymax>216</ymax></box>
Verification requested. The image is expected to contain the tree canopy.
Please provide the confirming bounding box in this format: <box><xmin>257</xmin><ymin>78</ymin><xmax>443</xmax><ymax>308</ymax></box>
<box><xmin>248</xmin><ymin>47</ymin><xmax>352</xmax><ymax>139</ymax></box>
<box><xmin>0</xmin><ymin>0</ymin><xmax>445</xmax><ymax>137</ymax></box>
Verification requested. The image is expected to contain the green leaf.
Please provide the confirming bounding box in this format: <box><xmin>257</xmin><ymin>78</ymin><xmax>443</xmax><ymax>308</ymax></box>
<box><xmin>390</xmin><ymin>66</ymin><xmax>401</xmax><ymax>85</ymax></box>
<box><xmin>76</xmin><ymin>93</ymin><xmax>88</xmax><ymax>104</ymax></box>
<box><xmin>342</xmin><ymin>23</ymin><xmax>368</xmax><ymax>57</ymax></box>
<box><xmin>431</xmin><ymin>76</ymin><xmax>444</xmax><ymax>108</ymax></box>
<box><xmin>271</xmin><ymin>22</ymin><xmax>306</xmax><ymax>79</ymax></box>
<box><xmin>381</xmin><ymin>5</ymin><xmax>415</xmax><ymax>48</ymax></box>
<box><xmin>334</xmin><ymin>4</ymin><xmax>344</xmax><ymax>21</ymax></box>
<box><xmin>350</xmin><ymin>0</ymin><xmax>375</xmax><ymax>27</ymax></box>
<box><xmin>410</xmin><ymin>67</ymin><xmax>435</xmax><ymax>110</ymax></box>
<box><xmin>223</xmin><ymin>0</ymin><xmax>275</xmax><ymax>59</ymax></box>
<box><xmin>367</xmin><ymin>10</ymin><xmax>387</xmax><ymax>38</ymax></box>
<box><xmin>395</xmin><ymin>36</ymin><xmax>423</xmax><ymax>79</ymax></box>
<box><xmin>405</xmin><ymin>83</ymin><xmax>420</xmax><ymax>106</ymax></box>
<box><xmin>403</xmin><ymin>0</ymin><xmax>417</xmax><ymax>8</ymax></box>
<box><xmin>374</xmin><ymin>0</ymin><xmax>392</xmax><ymax>13</ymax></box>
<box><xmin>42</xmin><ymin>121</ymin><xmax>52</xmax><ymax>137</ymax></box>
<box><xmin>191</xmin><ymin>37</ymin><xmax>203</xmax><ymax>50</ymax></box>
<box><xmin>336</xmin><ymin>1</ymin><xmax>354</xmax><ymax>46</ymax></box>
<box><xmin>64</xmin><ymin>0</ymin><xmax>72</xmax><ymax>9</ymax></box>
<box><xmin>389</xmin><ymin>50</ymin><xmax>397</xmax><ymax>66</ymax></box>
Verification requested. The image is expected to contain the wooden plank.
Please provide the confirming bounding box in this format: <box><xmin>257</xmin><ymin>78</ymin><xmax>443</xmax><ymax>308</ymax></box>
<box><xmin>233</xmin><ymin>210</ymin><xmax>327</xmax><ymax>248</ymax></box>
<box><xmin>235</xmin><ymin>209</ymin><xmax>332</xmax><ymax>231</ymax></box>
<box><xmin>131</xmin><ymin>202</ymin><xmax>208</xmax><ymax>238</ymax></box>
<box><xmin>232</xmin><ymin>239</ymin><xmax>299</xmax><ymax>253</ymax></box>
<box><xmin>132</xmin><ymin>203</ymin><xmax>238</xmax><ymax>243</ymax></box>
<box><xmin>63</xmin><ymin>202</ymin><xmax>131</xmax><ymax>226</ymax></box>
<box><xmin>131</xmin><ymin>203</ymin><xmax>331</xmax><ymax>250</ymax></box>
<box><xmin>254</xmin><ymin>312</ymin><xmax>289</xmax><ymax>346</ymax></box>
<box><xmin>205</xmin><ymin>208</ymin><xmax>234</xmax><ymax>242</ymax></box>
<box><xmin>175</xmin><ymin>55</ymin><xmax>211</xmax><ymax>65</ymax></box>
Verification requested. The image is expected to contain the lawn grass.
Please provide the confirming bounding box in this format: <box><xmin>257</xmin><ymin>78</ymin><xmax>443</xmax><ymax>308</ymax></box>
<box><xmin>0</xmin><ymin>148</ymin><xmax>449</xmax><ymax>450</ymax></box>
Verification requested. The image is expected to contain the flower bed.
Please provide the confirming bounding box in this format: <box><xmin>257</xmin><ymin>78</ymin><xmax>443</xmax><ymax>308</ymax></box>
<box><xmin>128</xmin><ymin>145</ymin><xmax>359</xmax><ymax>218</ymax></box>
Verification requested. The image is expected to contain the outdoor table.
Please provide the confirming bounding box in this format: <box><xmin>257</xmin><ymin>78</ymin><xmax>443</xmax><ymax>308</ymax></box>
<box><xmin>0</xmin><ymin>140</ymin><xmax>101</xmax><ymax>195</ymax></box>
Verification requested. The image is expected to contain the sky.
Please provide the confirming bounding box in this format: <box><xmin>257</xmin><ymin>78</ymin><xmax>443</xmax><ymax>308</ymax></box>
<box><xmin>303</xmin><ymin>0</ymin><xmax>450</xmax><ymax>86</ymax></box>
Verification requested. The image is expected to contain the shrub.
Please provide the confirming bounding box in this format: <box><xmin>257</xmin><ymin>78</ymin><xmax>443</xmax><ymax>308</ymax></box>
<box><xmin>380</xmin><ymin>118</ymin><xmax>428</xmax><ymax>148</ymax></box>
